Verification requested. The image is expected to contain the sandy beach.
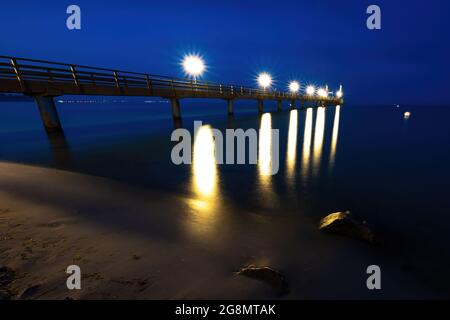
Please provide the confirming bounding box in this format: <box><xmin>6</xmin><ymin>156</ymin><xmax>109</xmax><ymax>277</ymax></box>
<box><xmin>0</xmin><ymin>161</ymin><xmax>277</xmax><ymax>299</ymax></box>
<box><xmin>0</xmin><ymin>160</ymin><xmax>445</xmax><ymax>299</ymax></box>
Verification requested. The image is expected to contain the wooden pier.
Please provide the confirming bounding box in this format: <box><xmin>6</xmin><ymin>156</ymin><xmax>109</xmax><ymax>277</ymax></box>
<box><xmin>0</xmin><ymin>55</ymin><xmax>343</xmax><ymax>132</ymax></box>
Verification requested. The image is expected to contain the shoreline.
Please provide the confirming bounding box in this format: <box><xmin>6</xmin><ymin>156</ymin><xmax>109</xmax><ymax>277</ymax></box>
<box><xmin>0</xmin><ymin>161</ymin><xmax>445</xmax><ymax>299</ymax></box>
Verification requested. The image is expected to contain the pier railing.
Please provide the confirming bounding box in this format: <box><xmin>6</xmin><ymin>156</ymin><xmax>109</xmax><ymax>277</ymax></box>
<box><xmin>0</xmin><ymin>55</ymin><xmax>339</xmax><ymax>103</ymax></box>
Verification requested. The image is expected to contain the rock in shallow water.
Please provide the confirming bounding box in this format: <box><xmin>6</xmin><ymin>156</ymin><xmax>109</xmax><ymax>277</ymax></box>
<box><xmin>236</xmin><ymin>265</ymin><xmax>289</xmax><ymax>297</ymax></box>
<box><xmin>319</xmin><ymin>211</ymin><xmax>378</xmax><ymax>244</ymax></box>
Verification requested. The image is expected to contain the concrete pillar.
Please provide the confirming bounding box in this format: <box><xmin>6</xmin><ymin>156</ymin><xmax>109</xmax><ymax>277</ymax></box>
<box><xmin>291</xmin><ymin>99</ymin><xmax>296</xmax><ymax>109</ymax></box>
<box><xmin>277</xmin><ymin>100</ymin><xmax>282</xmax><ymax>111</ymax></box>
<box><xmin>172</xmin><ymin>117</ymin><xmax>183</xmax><ymax>129</ymax></box>
<box><xmin>227</xmin><ymin>99</ymin><xmax>234</xmax><ymax>115</ymax></box>
<box><xmin>258</xmin><ymin>99</ymin><xmax>263</xmax><ymax>113</ymax></box>
<box><xmin>34</xmin><ymin>96</ymin><xmax>63</xmax><ymax>133</ymax></box>
<box><xmin>47</xmin><ymin>131</ymin><xmax>72</xmax><ymax>166</ymax></box>
<box><xmin>227</xmin><ymin>115</ymin><xmax>236</xmax><ymax>129</ymax></box>
<box><xmin>170</xmin><ymin>98</ymin><xmax>181</xmax><ymax>119</ymax></box>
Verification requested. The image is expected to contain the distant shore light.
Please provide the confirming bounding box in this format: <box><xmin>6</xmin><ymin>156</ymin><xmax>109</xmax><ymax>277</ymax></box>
<box><xmin>404</xmin><ymin>111</ymin><xmax>411</xmax><ymax>119</ymax></box>
<box><xmin>257</xmin><ymin>73</ymin><xmax>272</xmax><ymax>89</ymax></box>
<box><xmin>289</xmin><ymin>81</ymin><xmax>300</xmax><ymax>93</ymax></box>
<box><xmin>182</xmin><ymin>54</ymin><xmax>205</xmax><ymax>78</ymax></box>
<box><xmin>306</xmin><ymin>85</ymin><xmax>315</xmax><ymax>96</ymax></box>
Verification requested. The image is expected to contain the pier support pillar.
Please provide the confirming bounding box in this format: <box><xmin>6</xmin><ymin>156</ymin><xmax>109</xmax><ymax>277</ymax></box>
<box><xmin>257</xmin><ymin>99</ymin><xmax>263</xmax><ymax>113</ymax></box>
<box><xmin>290</xmin><ymin>99</ymin><xmax>296</xmax><ymax>109</ymax></box>
<box><xmin>227</xmin><ymin>99</ymin><xmax>234</xmax><ymax>115</ymax></box>
<box><xmin>277</xmin><ymin>100</ymin><xmax>282</xmax><ymax>111</ymax></box>
<box><xmin>170</xmin><ymin>98</ymin><xmax>181</xmax><ymax>119</ymax></box>
<box><xmin>34</xmin><ymin>96</ymin><xmax>63</xmax><ymax>133</ymax></box>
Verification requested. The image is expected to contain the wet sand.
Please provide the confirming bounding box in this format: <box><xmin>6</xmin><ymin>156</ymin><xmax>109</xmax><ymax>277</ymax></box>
<box><xmin>0</xmin><ymin>161</ymin><xmax>443</xmax><ymax>299</ymax></box>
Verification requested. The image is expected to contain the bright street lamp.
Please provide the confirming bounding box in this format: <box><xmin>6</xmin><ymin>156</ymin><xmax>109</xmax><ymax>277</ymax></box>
<box><xmin>289</xmin><ymin>81</ymin><xmax>300</xmax><ymax>93</ymax></box>
<box><xmin>306</xmin><ymin>85</ymin><xmax>315</xmax><ymax>96</ymax></box>
<box><xmin>257</xmin><ymin>72</ymin><xmax>272</xmax><ymax>89</ymax></box>
<box><xmin>182</xmin><ymin>54</ymin><xmax>205</xmax><ymax>80</ymax></box>
<box><xmin>317</xmin><ymin>88</ymin><xmax>328</xmax><ymax>98</ymax></box>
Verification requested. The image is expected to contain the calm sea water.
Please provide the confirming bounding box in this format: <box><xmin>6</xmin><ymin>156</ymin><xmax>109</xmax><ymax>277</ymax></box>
<box><xmin>1</xmin><ymin>99</ymin><xmax>450</xmax><ymax>297</ymax></box>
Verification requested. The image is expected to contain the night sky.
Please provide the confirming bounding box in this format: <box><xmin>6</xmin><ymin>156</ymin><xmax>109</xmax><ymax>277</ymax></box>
<box><xmin>1</xmin><ymin>0</ymin><xmax>449</xmax><ymax>106</ymax></box>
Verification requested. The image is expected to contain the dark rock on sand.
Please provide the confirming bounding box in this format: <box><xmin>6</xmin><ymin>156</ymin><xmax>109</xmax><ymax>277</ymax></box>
<box><xmin>319</xmin><ymin>211</ymin><xmax>378</xmax><ymax>244</ymax></box>
<box><xmin>236</xmin><ymin>265</ymin><xmax>289</xmax><ymax>296</ymax></box>
<box><xmin>0</xmin><ymin>266</ymin><xmax>15</xmax><ymax>300</ymax></box>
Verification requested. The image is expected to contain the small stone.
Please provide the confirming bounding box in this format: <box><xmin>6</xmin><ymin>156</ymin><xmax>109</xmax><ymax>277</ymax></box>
<box><xmin>236</xmin><ymin>265</ymin><xmax>289</xmax><ymax>296</ymax></box>
<box><xmin>319</xmin><ymin>211</ymin><xmax>378</xmax><ymax>244</ymax></box>
<box><xmin>131</xmin><ymin>254</ymin><xmax>141</xmax><ymax>260</ymax></box>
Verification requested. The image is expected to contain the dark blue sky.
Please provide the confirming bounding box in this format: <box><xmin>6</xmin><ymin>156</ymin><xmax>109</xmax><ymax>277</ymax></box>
<box><xmin>1</xmin><ymin>0</ymin><xmax>449</xmax><ymax>106</ymax></box>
